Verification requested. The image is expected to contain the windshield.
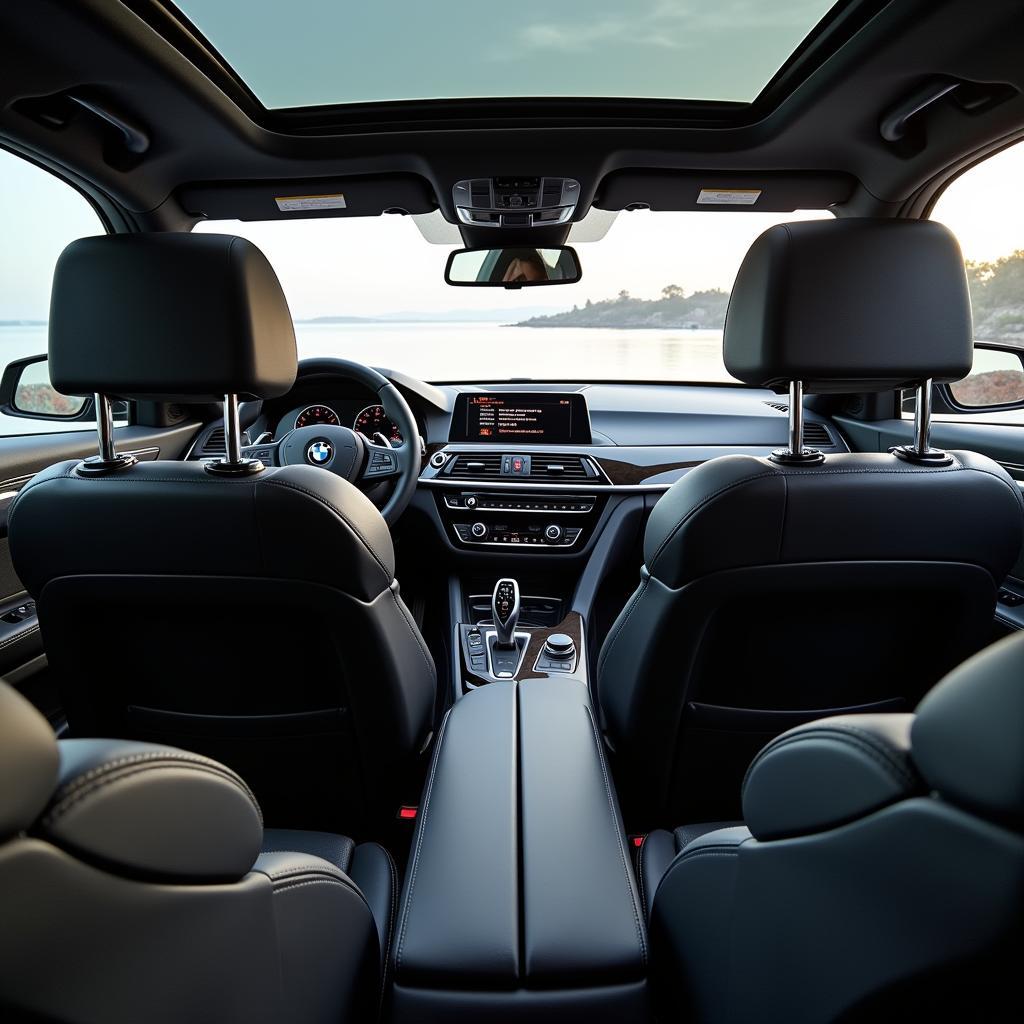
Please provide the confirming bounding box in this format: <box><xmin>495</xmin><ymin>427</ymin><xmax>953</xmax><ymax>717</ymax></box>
<box><xmin>194</xmin><ymin>209</ymin><xmax>830</xmax><ymax>383</ymax></box>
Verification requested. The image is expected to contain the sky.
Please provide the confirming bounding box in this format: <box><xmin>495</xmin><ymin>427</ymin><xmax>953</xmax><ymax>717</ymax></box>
<box><xmin>173</xmin><ymin>0</ymin><xmax>836</xmax><ymax>108</ymax></box>
<box><xmin>2</xmin><ymin>141</ymin><xmax>1024</xmax><ymax>322</ymax></box>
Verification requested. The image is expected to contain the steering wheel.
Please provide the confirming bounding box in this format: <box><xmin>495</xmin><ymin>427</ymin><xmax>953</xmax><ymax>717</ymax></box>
<box><xmin>274</xmin><ymin>358</ymin><xmax>421</xmax><ymax>527</ymax></box>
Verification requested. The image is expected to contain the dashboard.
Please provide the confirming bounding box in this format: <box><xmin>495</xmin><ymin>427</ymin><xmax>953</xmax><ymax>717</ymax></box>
<box><xmin>224</xmin><ymin>368</ymin><xmax>850</xmax><ymax>557</ymax></box>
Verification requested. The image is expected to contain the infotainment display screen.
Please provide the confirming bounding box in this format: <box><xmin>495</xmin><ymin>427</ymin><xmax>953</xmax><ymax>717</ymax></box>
<box><xmin>449</xmin><ymin>393</ymin><xmax>591</xmax><ymax>444</ymax></box>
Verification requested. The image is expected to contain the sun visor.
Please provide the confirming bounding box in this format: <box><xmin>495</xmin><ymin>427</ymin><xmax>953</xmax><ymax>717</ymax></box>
<box><xmin>594</xmin><ymin>171</ymin><xmax>855</xmax><ymax>212</ymax></box>
<box><xmin>179</xmin><ymin>174</ymin><xmax>438</xmax><ymax>222</ymax></box>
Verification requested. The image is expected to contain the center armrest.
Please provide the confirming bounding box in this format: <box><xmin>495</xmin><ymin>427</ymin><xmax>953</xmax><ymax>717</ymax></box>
<box><xmin>391</xmin><ymin>678</ymin><xmax>648</xmax><ymax>1021</ymax></box>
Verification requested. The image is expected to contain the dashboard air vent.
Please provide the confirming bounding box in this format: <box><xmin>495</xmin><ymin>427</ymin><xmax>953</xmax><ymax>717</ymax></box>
<box><xmin>531</xmin><ymin>455</ymin><xmax>592</xmax><ymax>481</ymax></box>
<box><xmin>197</xmin><ymin>427</ymin><xmax>225</xmax><ymax>457</ymax></box>
<box><xmin>802</xmin><ymin>422</ymin><xmax>835</xmax><ymax>446</ymax></box>
<box><xmin>764</xmin><ymin>402</ymin><xmax>789</xmax><ymax>413</ymax></box>
<box><xmin>447</xmin><ymin>454</ymin><xmax>504</xmax><ymax>479</ymax></box>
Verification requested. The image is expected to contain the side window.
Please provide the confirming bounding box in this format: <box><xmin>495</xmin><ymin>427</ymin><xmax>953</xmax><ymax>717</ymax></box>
<box><xmin>922</xmin><ymin>141</ymin><xmax>1024</xmax><ymax>424</ymax></box>
<box><xmin>0</xmin><ymin>147</ymin><xmax>110</xmax><ymax>435</ymax></box>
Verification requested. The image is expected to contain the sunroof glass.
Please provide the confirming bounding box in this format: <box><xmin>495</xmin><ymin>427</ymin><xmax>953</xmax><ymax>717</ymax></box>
<box><xmin>172</xmin><ymin>0</ymin><xmax>840</xmax><ymax>110</ymax></box>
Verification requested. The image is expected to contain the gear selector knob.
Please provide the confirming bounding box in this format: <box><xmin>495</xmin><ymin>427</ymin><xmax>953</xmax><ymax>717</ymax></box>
<box><xmin>492</xmin><ymin>578</ymin><xmax>520</xmax><ymax>648</ymax></box>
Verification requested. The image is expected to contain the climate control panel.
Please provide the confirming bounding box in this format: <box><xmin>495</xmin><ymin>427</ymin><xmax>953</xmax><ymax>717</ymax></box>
<box><xmin>437</xmin><ymin>491</ymin><xmax>601</xmax><ymax>553</ymax></box>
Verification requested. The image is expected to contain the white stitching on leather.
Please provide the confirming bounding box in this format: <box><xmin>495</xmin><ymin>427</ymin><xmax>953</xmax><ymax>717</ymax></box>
<box><xmin>584</xmin><ymin>705</ymin><xmax>648</xmax><ymax>967</ymax></box>
<box><xmin>394</xmin><ymin>707</ymin><xmax>452</xmax><ymax>971</ymax></box>
<box><xmin>390</xmin><ymin>587</ymin><xmax>436</xmax><ymax>678</ymax></box>
<box><xmin>0</xmin><ymin>624</ymin><xmax>40</xmax><ymax>650</ymax></box>
<box><xmin>260</xmin><ymin>477</ymin><xmax>392</xmax><ymax>589</ymax></box>
<box><xmin>45</xmin><ymin>750</ymin><xmax>262</xmax><ymax>824</ymax></box>
<box><xmin>743</xmin><ymin>724</ymin><xmax>918</xmax><ymax>794</ymax></box>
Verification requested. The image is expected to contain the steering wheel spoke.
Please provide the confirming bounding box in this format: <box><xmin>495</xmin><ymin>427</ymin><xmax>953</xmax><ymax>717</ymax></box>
<box><xmin>362</xmin><ymin>443</ymin><xmax>401</xmax><ymax>481</ymax></box>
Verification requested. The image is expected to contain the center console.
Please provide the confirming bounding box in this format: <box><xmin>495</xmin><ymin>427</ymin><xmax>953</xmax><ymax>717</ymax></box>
<box><xmin>427</xmin><ymin>391</ymin><xmax>610</xmax><ymax>554</ymax></box>
<box><xmin>389</xmin><ymin>674</ymin><xmax>649</xmax><ymax>1022</ymax></box>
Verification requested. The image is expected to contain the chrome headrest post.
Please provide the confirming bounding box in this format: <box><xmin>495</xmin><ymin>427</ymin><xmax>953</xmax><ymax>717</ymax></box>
<box><xmin>205</xmin><ymin>393</ymin><xmax>264</xmax><ymax>476</ymax></box>
<box><xmin>770</xmin><ymin>380</ymin><xmax>825</xmax><ymax>465</ymax></box>
<box><xmin>891</xmin><ymin>378</ymin><xmax>952</xmax><ymax>465</ymax></box>
<box><xmin>76</xmin><ymin>393</ymin><xmax>137</xmax><ymax>475</ymax></box>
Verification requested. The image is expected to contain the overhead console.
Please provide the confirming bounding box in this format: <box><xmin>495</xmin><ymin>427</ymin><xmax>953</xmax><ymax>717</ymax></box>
<box><xmin>453</xmin><ymin>176</ymin><xmax>581</xmax><ymax>228</ymax></box>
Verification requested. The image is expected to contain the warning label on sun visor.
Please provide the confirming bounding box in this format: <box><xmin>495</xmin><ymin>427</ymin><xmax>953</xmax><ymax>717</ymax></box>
<box><xmin>274</xmin><ymin>194</ymin><xmax>347</xmax><ymax>212</ymax></box>
<box><xmin>696</xmin><ymin>188</ymin><xmax>761</xmax><ymax>206</ymax></box>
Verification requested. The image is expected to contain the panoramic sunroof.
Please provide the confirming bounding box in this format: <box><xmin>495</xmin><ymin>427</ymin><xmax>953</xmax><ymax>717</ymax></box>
<box><xmin>171</xmin><ymin>0</ymin><xmax>840</xmax><ymax>110</ymax></box>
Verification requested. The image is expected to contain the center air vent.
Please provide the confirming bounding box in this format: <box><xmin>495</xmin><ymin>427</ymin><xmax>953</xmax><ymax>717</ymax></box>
<box><xmin>447</xmin><ymin>454</ymin><xmax>504</xmax><ymax>479</ymax></box>
<box><xmin>531</xmin><ymin>455</ymin><xmax>592</xmax><ymax>481</ymax></box>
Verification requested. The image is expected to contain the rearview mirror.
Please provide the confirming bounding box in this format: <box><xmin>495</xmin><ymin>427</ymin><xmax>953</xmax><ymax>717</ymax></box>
<box><xmin>445</xmin><ymin>246</ymin><xmax>581</xmax><ymax>288</ymax></box>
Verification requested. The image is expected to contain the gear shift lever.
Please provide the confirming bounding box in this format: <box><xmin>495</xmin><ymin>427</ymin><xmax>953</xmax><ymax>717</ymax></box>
<box><xmin>492</xmin><ymin>578</ymin><xmax>520</xmax><ymax>649</ymax></box>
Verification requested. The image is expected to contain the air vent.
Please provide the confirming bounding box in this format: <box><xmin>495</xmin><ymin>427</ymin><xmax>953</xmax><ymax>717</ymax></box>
<box><xmin>802</xmin><ymin>422</ymin><xmax>834</xmax><ymax>447</ymax></box>
<box><xmin>531</xmin><ymin>455</ymin><xmax>591</xmax><ymax>481</ymax></box>
<box><xmin>764</xmin><ymin>402</ymin><xmax>789</xmax><ymax>413</ymax></box>
<box><xmin>540</xmin><ymin>178</ymin><xmax>563</xmax><ymax>207</ymax></box>
<box><xmin>447</xmin><ymin>454</ymin><xmax>504</xmax><ymax>479</ymax></box>
<box><xmin>470</xmin><ymin>179</ymin><xmax>491</xmax><ymax>207</ymax></box>
<box><xmin>197</xmin><ymin>427</ymin><xmax>225</xmax><ymax>457</ymax></box>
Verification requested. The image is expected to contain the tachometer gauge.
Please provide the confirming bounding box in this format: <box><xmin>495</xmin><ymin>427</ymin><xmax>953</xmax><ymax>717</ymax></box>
<box><xmin>354</xmin><ymin>404</ymin><xmax>403</xmax><ymax>444</ymax></box>
<box><xmin>294</xmin><ymin>404</ymin><xmax>340</xmax><ymax>429</ymax></box>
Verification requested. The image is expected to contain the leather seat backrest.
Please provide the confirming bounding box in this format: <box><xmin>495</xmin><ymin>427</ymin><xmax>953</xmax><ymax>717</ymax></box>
<box><xmin>0</xmin><ymin>682</ymin><xmax>380</xmax><ymax>1024</ymax></box>
<box><xmin>7</xmin><ymin>233</ymin><xmax>436</xmax><ymax>835</ymax></box>
<box><xmin>597</xmin><ymin>219</ymin><xmax>1024</xmax><ymax>828</ymax></box>
<box><xmin>649</xmin><ymin>630</ymin><xmax>1024</xmax><ymax>1024</ymax></box>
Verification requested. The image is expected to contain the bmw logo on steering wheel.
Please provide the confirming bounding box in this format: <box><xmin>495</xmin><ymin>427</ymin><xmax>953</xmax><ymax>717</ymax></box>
<box><xmin>306</xmin><ymin>439</ymin><xmax>333</xmax><ymax>466</ymax></box>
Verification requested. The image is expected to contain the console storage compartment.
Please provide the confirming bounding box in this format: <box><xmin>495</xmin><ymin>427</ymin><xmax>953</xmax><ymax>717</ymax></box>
<box><xmin>389</xmin><ymin>678</ymin><xmax>648</xmax><ymax>1022</ymax></box>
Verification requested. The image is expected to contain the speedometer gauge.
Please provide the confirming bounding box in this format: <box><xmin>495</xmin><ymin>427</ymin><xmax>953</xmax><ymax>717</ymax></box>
<box><xmin>294</xmin><ymin>404</ymin><xmax>340</xmax><ymax>429</ymax></box>
<box><xmin>354</xmin><ymin>404</ymin><xmax>403</xmax><ymax>444</ymax></box>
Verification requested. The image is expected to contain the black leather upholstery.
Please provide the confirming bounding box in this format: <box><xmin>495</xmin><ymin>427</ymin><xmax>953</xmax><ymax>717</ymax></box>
<box><xmin>39</xmin><ymin>738</ymin><xmax>263</xmax><ymax>881</ymax></box>
<box><xmin>598</xmin><ymin>219</ymin><xmax>1023</xmax><ymax>830</ymax></box>
<box><xmin>391</xmin><ymin>680</ymin><xmax>650</xmax><ymax>1022</ymax></box>
<box><xmin>647</xmin><ymin>631</ymin><xmax>1024</xmax><ymax>1024</ymax></box>
<box><xmin>0</xmin><ymin>678</ymin><xmax>58</xmax><ymax>837</ymax></box>
<box><xmin>0</xmin><ymin>682</ymin><xmax>393</xmax><ymax>1024</ymax></box>
<box><xmin>598</xmin><ymin>450</ymin><xmax>1023</xmax><ymax>827</ymax></box>
<box><xmin>50</xmin><ymin>233</ymin><xmax>297</xmax><ymax>401</ymax></box>
<box><xmin>723</xmin><ymin>219</ymin><xmax>972</xmax><ymax>393</ymax></box>
<box><xmin>912</xmin><ymin>631</ymin><xmax>1024</xmax><ymax>827</ymax></box>
<box><xmin>741</xmin><ymin>714</ymin><xmax>920</xmax><ymax>841</ymax></box>
<box><xmin>9</xmin><ymin>236</ymin><xmax>437</xmax><ymax>836</ymax></box>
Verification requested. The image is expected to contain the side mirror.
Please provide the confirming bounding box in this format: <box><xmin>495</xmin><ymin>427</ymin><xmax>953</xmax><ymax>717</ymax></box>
<box><xmin>445</xmin><ymin>246</ymin><xmax>582</xmax><ymax>288</ymax></box>
<box><xmin>0</xmin><ymin>354</ymin><xmax>90</xmax><ymax>420</ymax></box>
<box><xmin>947</xmin><ymin>343</ymin><xmax>1024</xmax><ymax>409</ymax></box>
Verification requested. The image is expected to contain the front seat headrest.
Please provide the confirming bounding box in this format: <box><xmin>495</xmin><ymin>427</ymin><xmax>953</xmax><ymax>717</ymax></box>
<box><xmin>35</xmin><ymin>738</ymin><xmax>265</xmax><ymax>882</ymax></box>
<box><xmin>723</xmin><ymin>219</ymin><xmax>973</xmax><ymax>394</ymax></box>
<box><xmin>49</xmin><ymin>233</ymin><xmax>298</xmax><ymax>402</ymax></box>
<box><xmin>741</xmin><ymin>713</ymin><xmax>922</xmax><ymax>840</ymax></box>
<box><xmin>912</xmin><ymin>630</ymin><xmax>1024</xmax><ymax>829</ymax></box>
<box><xmin>0</xmin><ymin>682</ymin><xmax>59</xmax><ymax>838</ymax></box>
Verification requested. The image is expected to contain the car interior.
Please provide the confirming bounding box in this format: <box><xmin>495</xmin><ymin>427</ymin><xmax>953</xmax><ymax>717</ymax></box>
<box><xmin>0</xmin><ymin>2</ymin><xmax>1023</xmax><ymax>1022</ymax></box>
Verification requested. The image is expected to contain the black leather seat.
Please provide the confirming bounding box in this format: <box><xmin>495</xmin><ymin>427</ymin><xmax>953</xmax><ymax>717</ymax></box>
<box><xmin>597</xmin><ymin>219</ymin><xmax>1024</xmax><ymax>829</ymax></box>
<box><xmin>0</xmin><ymin>680</ymin><xmax>394</xmax><ymax>1023</ymax></box>
<box><xmin>641</xmin><ymin>629</ymin><xmax>1024</xmax><ymax>1024</ymax></box>
<box><xmin>8</xmin><ymin>233</ymin><xmax>436</xmax><ymax>836</ymax></box>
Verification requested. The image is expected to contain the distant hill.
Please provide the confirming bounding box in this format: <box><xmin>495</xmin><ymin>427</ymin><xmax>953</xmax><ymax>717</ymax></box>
<box><xmin>514</xmin><ymin>286</ymin><xmax>729</xmax><ymax>329</ymax></box>
<box><xmin>967</xmin><ymin>249</ymin><xmax>1024</xmax><ymax>344</ymax></box>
